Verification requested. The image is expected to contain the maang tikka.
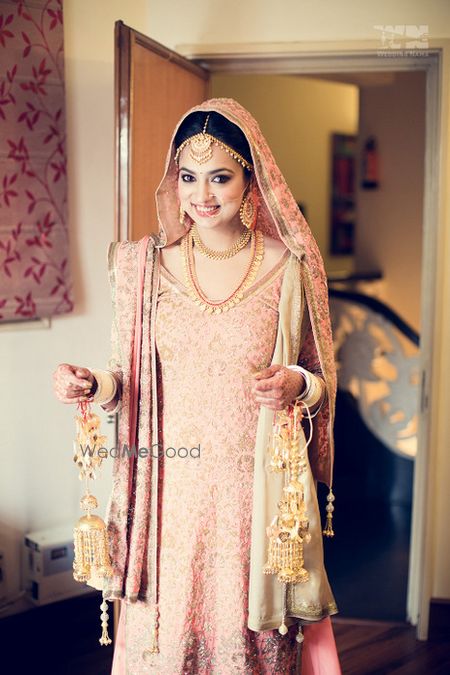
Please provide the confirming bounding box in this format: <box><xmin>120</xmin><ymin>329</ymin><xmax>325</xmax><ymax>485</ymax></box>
<box><xmin>174</xmin><ymin>113</ymin><xmax>253</xmax><ymax>172</ymax></box>
<box><xmin>189</xmin><ymin>114</ymin><xmax>214</xmax><ymax>164</ymax></box>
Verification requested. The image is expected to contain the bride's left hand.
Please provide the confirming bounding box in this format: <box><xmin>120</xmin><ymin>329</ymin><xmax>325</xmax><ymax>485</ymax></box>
<box><xmin>251</xmin><ymin>364</ymin><xmax>305</xmax><ymax>410</ymax></box>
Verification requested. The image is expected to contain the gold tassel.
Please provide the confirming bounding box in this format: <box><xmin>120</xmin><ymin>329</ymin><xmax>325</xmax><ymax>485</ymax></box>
<box><xmin>263</xmin><ymin>400</ymin><xmax>312</xmax><ymax>634</ymax></box>
<box><xmin>99</xmin><ymin>598</ymin><xmax>112</xmax><ymax>646</ymax></box>
<box><xmin>278</xmin><ymin>582</ymin><xmax>289</xmax><ymax>635</ymax></box>
<box><xmin>73</xmin><ymin>510</ymin><xmax>113</xmax><ymax>583</ymax></box>
<box><xmin>322</xmin><ymin>487</ymin><xmax>335</xmax><ymax>537</ymax></box>
<box><xmin>72</xmin><ymin>401</ymin><xmax>114</xmax><ymax>646</ymax></box>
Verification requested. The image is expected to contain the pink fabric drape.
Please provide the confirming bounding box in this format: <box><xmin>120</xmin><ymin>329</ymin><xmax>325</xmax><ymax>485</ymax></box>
<box><xmin>302</xmin><ymin>618</ymin><xmax>342</xmax><ymax>675</ymax></box>
<box><xmin>0</xmin><ymin>0</ymin><xmax>73</xmax><ymax>321</ymax></box>
<box><xmin>110</xmin><ymin>604</ymin><xmax>342</xmax><ymax>675</ymax></box>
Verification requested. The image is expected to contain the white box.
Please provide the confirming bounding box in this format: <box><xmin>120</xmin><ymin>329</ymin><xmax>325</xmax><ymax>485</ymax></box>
<box><xmin>22</xmin><ymin>524</ymin><xmax>93</xmax><ymax>605</ymax></box>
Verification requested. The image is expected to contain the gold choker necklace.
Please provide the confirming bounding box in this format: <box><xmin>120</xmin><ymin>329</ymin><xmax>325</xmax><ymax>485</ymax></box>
<box><xmin>180</xmin><ymin>228</ymin><xmax>264</xmax><ymax>314</ymax></box>
<box><xmin>191</xmin><ymin>223</ymin><xmax>251</xmax><ymax>260</ymax></box>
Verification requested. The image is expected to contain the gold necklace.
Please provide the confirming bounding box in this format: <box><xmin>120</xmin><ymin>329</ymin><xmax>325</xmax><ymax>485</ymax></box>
<box><xmin>180</xmin><ymin>228</ymin><xmax>264</xmax><ymax>314</ymax></box>
<box><xmin>191</xmin><ymin>222</ymin><xmax>251</xmax><ymax>259</ymax></box>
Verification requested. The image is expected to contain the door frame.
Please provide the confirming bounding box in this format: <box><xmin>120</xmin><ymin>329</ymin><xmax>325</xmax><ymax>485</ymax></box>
<box><xmin>179</xmin><ymin>44</ymin><xmax>443</xmax><ymax>641</ymax></box>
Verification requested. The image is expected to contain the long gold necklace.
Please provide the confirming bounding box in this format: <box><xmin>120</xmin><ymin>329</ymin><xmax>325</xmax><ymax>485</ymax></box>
<box><xmin>191</xmin><ymin>222</ymin><xmax>251</xmax><ymax>259</ymax></box>
<box><xmin>181</xmin><ymin>228</ymin><xmax>264</xmax><ymax>314</ymax></box>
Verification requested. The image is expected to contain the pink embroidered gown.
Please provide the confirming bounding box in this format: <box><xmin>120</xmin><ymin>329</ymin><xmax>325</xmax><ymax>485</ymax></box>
<box><xmin>114</xmin><ymin>247</ymin><xmax>302</xmax><ymax>674</ymax></box>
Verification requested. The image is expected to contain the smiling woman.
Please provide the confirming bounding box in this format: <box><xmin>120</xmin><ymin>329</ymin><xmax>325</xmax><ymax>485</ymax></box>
<box><xmin>53</xmin><ymin>98</ymin><xmax>341</xmax><ymax>675</ymax></box>
<box><xmin>176</xmin><ymin>112</ymin><xmax>254</xmax><ymax>239</ymax></box>
<box><xmin>160</xmin><ymin>111</ymin><xmax>289</xmax><ymax>308</ymax></box>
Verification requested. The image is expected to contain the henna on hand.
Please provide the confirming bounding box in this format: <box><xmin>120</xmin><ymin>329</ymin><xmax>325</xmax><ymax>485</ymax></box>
<box><xmin>250</xmin><ymin>364</ymin><xmax>306</xmax><ymax>411</ymax></box>
<box><xmin>52</xmin><ymin>363</ymin><xmax>95</xmax><ymax>404</ymax></box>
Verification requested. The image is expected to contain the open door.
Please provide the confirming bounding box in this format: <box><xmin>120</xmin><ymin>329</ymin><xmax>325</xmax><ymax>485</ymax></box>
<box><xmin>114</xmin><ymin>20</ymin><xmax>210</xmax><ymax>241</ymax></box>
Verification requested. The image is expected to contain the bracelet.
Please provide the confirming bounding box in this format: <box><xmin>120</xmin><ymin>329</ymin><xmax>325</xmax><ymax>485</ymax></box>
<box><xmin>288</xmin><ymin>366</ymin><xmax>310</xmax><ymax>399</ymax></box>
<box><xmin>286</xmin><ymin>365</ymin><xmax>324</xmax><ymax>408</ymax></box>
<box><xmin>87</xmin><ymin>368</ymin><xmax>117</xmax><ymax>406</ymax></box>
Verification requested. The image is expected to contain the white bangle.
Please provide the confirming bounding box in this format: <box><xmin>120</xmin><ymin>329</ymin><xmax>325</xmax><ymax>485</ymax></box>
<box><xmin>304</xmin><ymin>374</ymin><xmax>324</xmax><ymax>408</ymax></box>
<box><xmin>286</xmin><ymin>365</ymin><xmax>311</xmax><ymax>400</ymax></box>
<box><xmin>87</xmin><ymin>368</ymin><xmax>117</xmax><ymax>405</ymax></box>
<box><xmin>287</xmin><ymin>365</ymin><xmax>324</xmax><ymax>408</ymax></box>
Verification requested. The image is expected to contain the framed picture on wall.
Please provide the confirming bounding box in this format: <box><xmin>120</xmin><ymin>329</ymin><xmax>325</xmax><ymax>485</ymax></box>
<box><xmin>329</xmin><ymin>133</ymin><xmax>357</xmax><ymax>255</ymax></box>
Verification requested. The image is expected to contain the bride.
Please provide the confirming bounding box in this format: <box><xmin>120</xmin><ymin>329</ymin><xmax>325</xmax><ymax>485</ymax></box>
<box><xmin>53</xmin><ymin>98</ymin><xmax>342</xmax><ymax>675</ymax></box>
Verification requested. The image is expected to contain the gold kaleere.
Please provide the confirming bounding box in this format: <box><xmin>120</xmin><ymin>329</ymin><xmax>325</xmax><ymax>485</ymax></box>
<box><xmin>73</xmin><ymin>400</ymin><xmax>113</xmax><ymax>646</ymax></box>
<box><xmin>263</xmin><ymin>398</ymin><xmax>312</xmax><ymax>636</ymax></box>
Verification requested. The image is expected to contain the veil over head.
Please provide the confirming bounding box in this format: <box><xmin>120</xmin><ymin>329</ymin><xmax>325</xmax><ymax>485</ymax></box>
<box><xmin>154</xmin><ymin>97</ymin><xmax>336</xmax><ymax>488</ymax></box>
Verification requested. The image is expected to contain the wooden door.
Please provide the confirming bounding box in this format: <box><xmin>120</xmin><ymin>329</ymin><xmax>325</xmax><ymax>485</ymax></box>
<box><xmin>114</xmin><ymin>20</ymin><xmax>210</xmax><ymax>241</ymax></box>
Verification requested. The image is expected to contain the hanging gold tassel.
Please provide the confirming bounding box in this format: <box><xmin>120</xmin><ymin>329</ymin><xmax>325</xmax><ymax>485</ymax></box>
<box><xmin>322</xmin><ymin>487</ymin><xmax>335</xmax><ymax>537</ymax></box>
<box><xmin>263</xmin><ymin>399</ymin><xmax>312</xmax><ymax>634</ymax></box>
<box><xmin>73</xmin><ymin>509</ymin><xmax>113</xmax><ymax>584</ymax></box>
<box><xmin>99</xmin><ymin>598</ymin><xmax>113</xmax><ymax>646</ymax></box>
<box><xmin>73</xmin><ymin>401</ymin><xmax>114</xmax><ymax>646</ymax></box>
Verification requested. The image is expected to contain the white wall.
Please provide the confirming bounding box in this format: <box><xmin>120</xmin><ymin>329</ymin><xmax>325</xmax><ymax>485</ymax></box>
<box><xmin>355</xmin><ymin>71</ymin><xmax>425</xmax><ymax>332</ymax></box>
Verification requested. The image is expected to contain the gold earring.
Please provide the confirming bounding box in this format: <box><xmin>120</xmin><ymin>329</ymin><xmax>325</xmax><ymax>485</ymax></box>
<box><xmin>179</xmin><ymin>203</ymin><xmax>185</xmax><ymax>225</ymax></box>
<box><xmin>240</xmin><ymin>189</ymin><xmax>257</xmax><ymax>230</ymax></box>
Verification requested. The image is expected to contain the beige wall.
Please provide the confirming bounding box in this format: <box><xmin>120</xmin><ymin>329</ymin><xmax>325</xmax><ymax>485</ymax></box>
<box><xmin>211</xmin><ymin>74</ymin><xmax>358</xmax><ymax>275</ymax></box>
<box><xmin>1</xmin><ymin>0</ymin><xmax>449</xmax><ymax>617</ymax></box>
<box><xmin>147</xmin><ymin>0</ymin><xmax>450</xmax><ymax>49</ymax></box>
<box><xmin>355</xmin><ymin>71</ymin><xmax>425</xmax><ymax>332</ymax></box>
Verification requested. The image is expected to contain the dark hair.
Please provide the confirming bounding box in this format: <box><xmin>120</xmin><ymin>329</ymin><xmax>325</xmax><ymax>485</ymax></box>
<box><xmin>174</xmin><ymin>111</ymin><xmax>253</xmax><ymax>178</ymax></box>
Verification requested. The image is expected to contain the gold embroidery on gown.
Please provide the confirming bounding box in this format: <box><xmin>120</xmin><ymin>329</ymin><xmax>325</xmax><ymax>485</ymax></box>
<box><xmin>122</xmin><ymin>248</ymin><xmax>335</xmax><ymax>673</ymax></box>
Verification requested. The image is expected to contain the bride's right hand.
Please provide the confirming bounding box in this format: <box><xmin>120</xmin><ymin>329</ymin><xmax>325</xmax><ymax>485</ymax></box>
<box><xmin>53</xmin><ymin>363</ymin><xmax>96</xmax><ymax>404</ymax></box>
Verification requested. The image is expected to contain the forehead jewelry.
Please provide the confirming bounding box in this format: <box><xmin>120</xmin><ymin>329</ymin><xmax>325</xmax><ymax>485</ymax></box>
<box><xmin>188</xmin><ymin>114</ymin><xmax>213</xmax><ymax>164</ymax></box>
<box><xmin>174</xmin><ymin>114</ymin><xmax>253</xmax><ymax>172</ymax></box>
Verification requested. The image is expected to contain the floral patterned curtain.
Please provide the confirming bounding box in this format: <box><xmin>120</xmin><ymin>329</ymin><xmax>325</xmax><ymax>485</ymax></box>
<box><xmin>0</xmin><ymin>0</ymin><xmax>73</xmax><ymax>321</ymax></box>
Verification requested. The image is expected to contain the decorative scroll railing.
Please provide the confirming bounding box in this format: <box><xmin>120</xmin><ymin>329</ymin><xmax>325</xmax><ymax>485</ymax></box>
<box><xmin>328</xmin><ymin>288</ymin><xmax>420</xmax><ymax>460</ymax></box>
